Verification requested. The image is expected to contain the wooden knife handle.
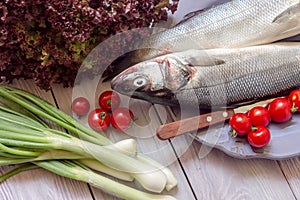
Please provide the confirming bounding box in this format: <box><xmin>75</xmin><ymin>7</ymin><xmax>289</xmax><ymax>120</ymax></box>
<box><xmin>157</xmin><ymin>109</ymin><xmax>235</xmax><ymax>140</ymax></box>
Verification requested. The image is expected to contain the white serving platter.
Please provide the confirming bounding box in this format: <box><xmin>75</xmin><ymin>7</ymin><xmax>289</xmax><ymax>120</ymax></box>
<box><xmin>192</xmin><ymin>113</ymin><xmax>300</xmax><ymax>160</ymax></box>
<box><xmin>170</xmin><ymin>0</ymin><xmax>300</xmax><ymax>160</ymax></box>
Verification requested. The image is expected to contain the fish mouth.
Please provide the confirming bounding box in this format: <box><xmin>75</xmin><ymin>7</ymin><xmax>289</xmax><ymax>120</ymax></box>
<box><xmin>111</xmin><ymin>67</ymin><xmax>144</xmax><ymax>95</ymax></box>
<box><xmin>111</xmin><ymin>72</ymin><xmax>178</xmax><ymax>106</ymax></box>
<box><xmin>111</xmin><ymin>64</ymin><xmax>133</xmax><ymax>85</ymax></box>
<box><xmin>111</xmin><ymin>74</ymin><xmax>133</xmax><ymax>94</ymax></box>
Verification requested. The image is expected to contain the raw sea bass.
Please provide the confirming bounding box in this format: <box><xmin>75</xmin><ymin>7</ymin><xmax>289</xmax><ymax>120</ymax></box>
<box><xmin>143</xmin><ymin>0</ymin><xmax>300</xmax><ymax>50</ymax></box>
<box><xmin>105</xmin><ymin>0</ymin><xmax>300</xmax><ymax>80</ymax></box>
<box><xmin>111</xmin><ymin>42</ymin><xmax>300</xmax><ymax>108</ymax></box>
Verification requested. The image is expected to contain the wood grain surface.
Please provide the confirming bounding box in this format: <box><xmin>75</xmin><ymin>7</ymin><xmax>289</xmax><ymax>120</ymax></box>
<box><xmin>0</xmin><ymin>79</ymin><xmax>300</xmax><ymax>200</ymax></box>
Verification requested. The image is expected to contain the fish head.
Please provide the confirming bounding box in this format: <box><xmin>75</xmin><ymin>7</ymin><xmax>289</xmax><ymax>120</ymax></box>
<box><xmin>112</xmin><ymin>61</ymin><xmax>164</xmax><ymax>93</ymax></box>
<box><xmin>111</xmin><ymin>55</ymin><xmax>192</xmax><ymax>105</ymax></box>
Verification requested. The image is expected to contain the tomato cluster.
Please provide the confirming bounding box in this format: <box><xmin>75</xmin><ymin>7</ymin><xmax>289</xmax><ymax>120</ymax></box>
<box><xmin>229</xmin><ymin>89</ymin><xmax>300</xmax><ymax>149</ymax></box>
<box><xmin>71</xmin><ymin>90</ymin><xmax>134</xmax><ymax>132</ymax></box>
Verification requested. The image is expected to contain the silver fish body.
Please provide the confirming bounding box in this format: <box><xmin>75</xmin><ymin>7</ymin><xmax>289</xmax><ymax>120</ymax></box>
<box><xmin>105</xmin><ymin>0</ymin><xmax>300</xmax><ymax>80</ymax></box>
<box><xmin>111</xmin><ymin>42</ymin><xmax>300</xmax><ymax>108</ymax></box>
<box><xmin>147</xmin><ymin>0</ymin><xmax>300</xmax><ymax>51</ymax></box>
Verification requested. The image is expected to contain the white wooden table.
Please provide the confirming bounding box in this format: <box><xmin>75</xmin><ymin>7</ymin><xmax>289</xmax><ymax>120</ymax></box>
<box><xmin>1</xmin><ymin>1</ymin><xmax>300</xmax><ymax>199</ymax></box>
<box><xmin>1</xmin><ymin>77</ymin><xmax>300</xmax><ymax>200</ymax></box>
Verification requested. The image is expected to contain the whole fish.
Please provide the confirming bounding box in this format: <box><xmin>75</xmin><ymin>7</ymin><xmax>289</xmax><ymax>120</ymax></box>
<box><xmin>111</xmin><ymin>42</ymin><xmax>300</xmax><ymax>108</ymax></box>
<box><xmin>104</xmin><ymin>0</ymin><xmax>300</xmax><ymax>80</ymax></box>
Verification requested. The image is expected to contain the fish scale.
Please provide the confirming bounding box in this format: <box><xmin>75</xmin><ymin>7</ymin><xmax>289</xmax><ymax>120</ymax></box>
<box><xmin>176</xmin><ymin>44</ymin><xmax>300</xmax><ymax>107</ymax></box>
<box><xmin>104</xmin><ymin>0</ymin><xmax>300</xmax><ymax>81</ymax></box>
<box><xmin>112</xmin><ymin>43</ymin><xmax>300</xmax><ymax>108</ymax></box>
<box><xmin>148</xmin><ymin>0</ymin><xmax>300</xmax><ymax>51</ymax></box>
<box><xmin>187</xmin><ymin>45</ymin><xmax>300</xmax><ymax>89</ymax></box>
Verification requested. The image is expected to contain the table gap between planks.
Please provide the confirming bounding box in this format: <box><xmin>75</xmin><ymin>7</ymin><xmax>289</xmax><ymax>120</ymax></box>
<box><xmin>0</xmin><ymin>79</ymin><xmax>299</xmax><ymax>200</ymax></box>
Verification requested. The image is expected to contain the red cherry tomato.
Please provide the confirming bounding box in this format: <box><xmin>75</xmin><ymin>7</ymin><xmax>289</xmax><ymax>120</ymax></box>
<box><xmin>88</xmin><ymin>108</ymin><xmax>110</xmax><ymax>132</ymax></box>
<box><xmin>99</xmin><ymin>91</ymin><xmax>121</xmax><ymax>112</ymax></box>
<box><xmin>288</xmin><ymin>89</ymin><xmax>300</xmax><ymax>112</ymax></box>
<box><xmin>268</xmin><ymin>98</ymin><xmax>293</xmax><ymax>123</ymax></box>
<box><xmin>247</xmin><ymin>126</ymin><xmax>271</xmax><ymax>148</ymax></box>
<box><xmin>248</xmin><ymin>106</ymin><xmax>271</xmax><ymax>127</ymax></box>
<box><xmin>229</xmin><ymin>113</ymin><xmax>252</xmax><ymax>137</ymax></box>
<box><xmin>71</xmin><ymin>97</ymin><xmax>90</xmax><ymax>116</ymax></box>
<box><xmin>111</xmin><ymin>107</ymin><xmax>134</xmax><ymax>131</ymax></box>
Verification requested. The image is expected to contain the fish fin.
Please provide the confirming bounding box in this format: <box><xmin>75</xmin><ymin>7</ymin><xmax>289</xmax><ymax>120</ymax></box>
<box><xmin>179</xmin><ymin>50</ymin><xmax>225</xmax><ymax>67</ymax></box>
<box><xmin>187</xmin><ymin>56</ymin><xmax>225</xmax><ymax>66</ymax></box>
<box><xmin>280</xmin><ymin>34</ymin><xmax>300</xmax><ymax>42</ymax></box>
<box><xmin>172</xmin><ymin>9</ymin><xmax>207</xmax><ymax>27</ymax></box>
<box><xmin>174</xmin><ymin>2</ymin><xmax>225</xmax><ymax>27</ymax></box>
<box><xmin>272</xmin><ymin>3</ymin><xmax>300</xmax><ymax>23</ymax></box>
<box><xmin>183</xmin><ymin>9</ymin><xmax>207</xmax><ymax>20</ymax></box>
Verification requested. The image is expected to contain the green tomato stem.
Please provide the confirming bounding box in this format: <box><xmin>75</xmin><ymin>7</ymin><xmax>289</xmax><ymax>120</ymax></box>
<box><xmin>229</xmin><ymin>129</ymin><xmax>238</xmax><ymax>138</ymax></box>
<box><xmin>251</xmin><ymin>127</ymin><xmax>258</xmax><ymax>131</ymax></box>
<box><xmin>291</xmin><ymin>102</ymin><xmax>298</xmax><ymax>113</ymax></box>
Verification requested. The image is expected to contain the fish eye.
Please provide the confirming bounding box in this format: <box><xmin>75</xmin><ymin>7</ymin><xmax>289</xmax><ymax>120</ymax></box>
<box><xmin>133</xmin><ymin>77</ymin><xmax>147</xmax><ymax>87</ymax></box>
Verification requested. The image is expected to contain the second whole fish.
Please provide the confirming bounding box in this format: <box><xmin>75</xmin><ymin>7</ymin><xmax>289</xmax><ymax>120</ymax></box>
<box><xmin>104</xmin><ymin>0</ymin><xmax>300</xmax><ymax>80</ymax></box>
<box><xmin>111</xmin><ymin>42</ymin><xmax>300</xmax><ymax>108</ymax></box>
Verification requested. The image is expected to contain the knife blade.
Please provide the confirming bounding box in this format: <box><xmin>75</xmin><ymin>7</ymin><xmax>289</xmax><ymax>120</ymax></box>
<box><xmin>156</xmin><ymin>99</ymin><xmax>274</xmax><ymax>140</ymax></box>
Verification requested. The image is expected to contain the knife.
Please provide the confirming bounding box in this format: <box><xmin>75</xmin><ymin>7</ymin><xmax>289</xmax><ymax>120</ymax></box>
<box><xmin>156</xmin><ymin>99</ymin><xmax>273</xmax><ymax>140</ymax></box>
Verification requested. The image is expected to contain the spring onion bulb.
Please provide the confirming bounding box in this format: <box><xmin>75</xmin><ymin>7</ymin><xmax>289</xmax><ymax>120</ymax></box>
<box><xmin>0</xmin><ymin>85</ymin><xmax>178</xmax><ymax>198</ymax></box>
<box><xmin>137</xmin><ymin>154</ymin><xmax>178</xmax><ymax>191</ymax></box>
<box><xmin>35</xmin><ymin>160</ymin><xmax>177</xmax><ymax>200</ymax></box>
<box><xmin>107</xmin><ymin>139</ymin><xmax>137</xmax><ymax>156</ymax></box>
<box><xmin>79</xmin><ymin>159</ymin><xmax>134</xmax><ymax>182</ymax></box>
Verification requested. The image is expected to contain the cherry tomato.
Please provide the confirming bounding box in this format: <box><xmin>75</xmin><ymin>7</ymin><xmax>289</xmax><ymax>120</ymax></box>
<box><xmin>288</xmin><ymin>89</ymin><xmax>300</xmax><ymax>112</ymax></box>
<box><xmin>248</xmin><ymin>106</ymin><xmax>271</xmax><ymax>127</ymax></box>
<box><xmin>99</xmin><ymin>91</ymin><xmax>121</xmax><ymax>112</ymax></box>
<box><xmin>88</xmin><ymin>108</ymin><xmax>110</xmax><ymax>132</ymax></box>
<box><xmin>229</xmin><ymin>113</ymin><xmax>252</xmax><ymax>137</ymax></box>
<box><xmin>111</xmin><ymin>107</ymin><xmax>134</xmax><ymax>131</ymax></box>
<box><xmin>268</xmin><ymin>98</ymin><xmax>293</xmax><ymax>123</ymax></box>
<box><xmin>71</xmin><ymin>97</ymin><xmax>90</xmax><ymax>116</ymax></box>
<box><xmin>247</xmin><ymin>126</ymin><xmax>271</xmax><ymax>148</ymax></box>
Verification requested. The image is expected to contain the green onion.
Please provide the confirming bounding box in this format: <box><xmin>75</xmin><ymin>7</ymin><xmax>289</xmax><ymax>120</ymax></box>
<box><xmin>0</xmin><ymin>164</ymin><xmax>38</xmax><ymax>182</ymax></box>
<box><xmin>0</xmin><ymin>86</ymin><xmax>111</xmax><ymax>145</ymax></box>
<box><xmin>0</xmin><ymin>85</ymin><xmax>178</xmax><ymax>197</ymax></box>
<box><xmin>137</xmin><ymin>154</ymin><xmax>178</xmax><ymax>191</ymax></box>
<box><xmin>35</xmin><ymin>160</ymin><xmax>177</xmax><ymax>200</ymax></box>
<box><xmin>78</xmin><ymin>159</ymin><xmax>134</xmax><ymax>182</ymax></box>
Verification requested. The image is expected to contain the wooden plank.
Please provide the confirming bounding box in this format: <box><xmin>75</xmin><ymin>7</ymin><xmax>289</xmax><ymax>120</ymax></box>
<box><xmin>155</xmin><ymin>107</ymin><xmax>296</xmax><ymax>200</ymax></box>
<box><xmin>4</xmin><ymin>78</ymin><xmax>299</xmax><ymax>200</ymax></box>
<box><xmin>0</xmin><ymin>166</ymin><xmax>93</xmax><ymax>200</ymax></box>
<box><xmin>51</xmin><ymin>79</ymin><xmax>196</xmax><ymax>200</ymax></box>
<box><xmin>0</xmin><ymin>79</ymin><xmax>93</xmax><ymax>200</ymax></box>
<box><xmin>278</xmin><ymin>158</ymin><xmax>300</xmax><ymax>199</ymax></box>
<box><xmin>175</xmin><ymin>141</ymin><xmax>296</xmax><ymax>199</ymax></box>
